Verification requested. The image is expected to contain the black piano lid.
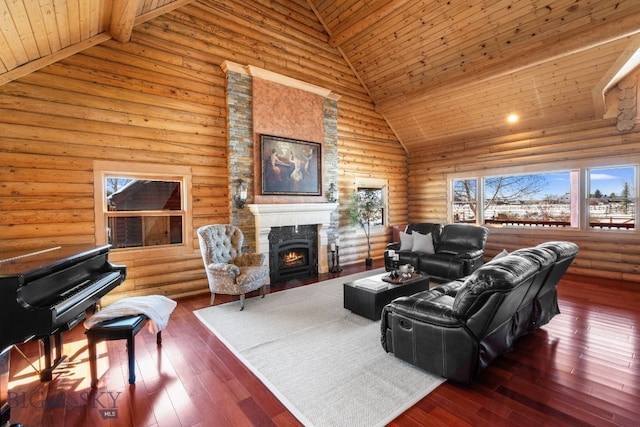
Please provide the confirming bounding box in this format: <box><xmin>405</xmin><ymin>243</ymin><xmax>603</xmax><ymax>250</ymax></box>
<box><xmin>0</xmin><ymin>245</ymin><xmax>112</xmax><ymax>280</ymax></box>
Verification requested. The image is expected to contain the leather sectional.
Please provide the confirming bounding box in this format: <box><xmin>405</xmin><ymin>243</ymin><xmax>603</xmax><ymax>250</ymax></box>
<box><xmin>380</xmin><ymin>241</ymin><xmax>579</xmax><ymax>383</ymax></box>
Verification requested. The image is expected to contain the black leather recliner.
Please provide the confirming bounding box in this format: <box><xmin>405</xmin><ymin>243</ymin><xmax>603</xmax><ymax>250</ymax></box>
<box><xmin>384</xmin><ymin>223</ymin><xmax>489</xmax><ymax>282</ymax></box>
<box><xmin>380</xmin><ymin>241</ymin><xmax>579</xmax><ymax>384</ymax></box>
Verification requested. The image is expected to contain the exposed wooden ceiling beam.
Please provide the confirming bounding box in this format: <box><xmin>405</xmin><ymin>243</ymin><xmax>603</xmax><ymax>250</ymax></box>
<box><xmin>0</xmin><ymin>0</ymin><xmax>197</xmax><ymax>87</ymax></box>
<box><xmin>376</xmin><ymin>11</ymin><xmax>640</xmax><ymax>115</ymax></box>
<box><xmin>133</xmin><ymin>0</ymin><xmax>196</xmax><ymax>26</ymax></box>
<box><xmin>328</xmin><ymin>0</ymin><xmax>410</xmax><ymax>48</ymax></box>
<box><xmin>110</xmin><ymin>0</ymin><xmax>139</xmax><ymax>43</ymax></box>
<box><xmin>0</xmin><ymin>34</ymin><xmax>112</xmax><ymax>86</ymax></box>
<box><xmin>120</xmin><ymin>0</ymin><xmax>198</xmax><ymax>35</ymax></box>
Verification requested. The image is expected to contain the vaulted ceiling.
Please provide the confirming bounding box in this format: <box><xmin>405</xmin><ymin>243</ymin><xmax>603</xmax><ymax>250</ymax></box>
<box><xmin>2</xmin><ymin>0</ymin><xmax>640</xmax><ymax>152</ymax></box>
<box><xmin>308</xmin><ymin>0</ymin><xmax>640</xmax><ymax>151</ymax></box>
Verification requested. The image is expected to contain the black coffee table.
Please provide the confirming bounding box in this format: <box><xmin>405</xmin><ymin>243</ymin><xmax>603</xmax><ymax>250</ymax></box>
<box><xmin>343</xmin><ymin>273</ymin><xmax>430</xmax><ymax>320</ymax></box>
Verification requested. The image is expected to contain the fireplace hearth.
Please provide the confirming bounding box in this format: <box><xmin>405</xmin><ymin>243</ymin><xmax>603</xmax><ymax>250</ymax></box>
<box><xmin>269</xmin><ymin>225</ymin><xmax>318</xmax><ymax>284</ymax></box>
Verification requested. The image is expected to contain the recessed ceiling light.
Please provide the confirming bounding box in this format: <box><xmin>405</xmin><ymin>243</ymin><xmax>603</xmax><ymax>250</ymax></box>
<box><xmin>507</xmin><ymin>113</ymin><xmax>519</xmax><ymax>123</ymax></box>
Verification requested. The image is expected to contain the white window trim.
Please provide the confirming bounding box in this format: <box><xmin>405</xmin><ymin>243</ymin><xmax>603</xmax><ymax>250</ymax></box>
<box><xmin>93</xmin><ymin>160</ymin><xmax>193</xmax><ymax>253</ymax></box>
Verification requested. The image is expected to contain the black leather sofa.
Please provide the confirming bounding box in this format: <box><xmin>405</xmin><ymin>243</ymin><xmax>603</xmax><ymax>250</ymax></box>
<box><xmin>380</xmin><ymin>241</ymin><xmax>579</xmax><ymax>384</ymax></box>
<box><xmin>384</xmin><ymin>223</ymin><xmax>489</xmax><ymax>282</ymax></box>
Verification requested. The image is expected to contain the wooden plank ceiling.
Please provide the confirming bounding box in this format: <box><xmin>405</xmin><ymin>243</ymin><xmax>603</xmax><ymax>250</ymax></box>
<box><xmin>308</xmin><ymin>0</ymin><xmax>640</xmax><ymax>151</ymax></box>
<box><xmin>2</xmin><ymin>0</ymin><xmax>640</xmax><ymax>152</ymax></box>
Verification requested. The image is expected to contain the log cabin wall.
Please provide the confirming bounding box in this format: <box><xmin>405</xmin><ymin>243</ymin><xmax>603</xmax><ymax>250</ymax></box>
<box><xmin>407</xmin><ymin>71</ymin><xmax>640</xmax><ymax>283</ymax></box>
<box><xmin>0</xmin><ymin>0</ymin><xmax>407</xmax><ymax>301</ymax></box>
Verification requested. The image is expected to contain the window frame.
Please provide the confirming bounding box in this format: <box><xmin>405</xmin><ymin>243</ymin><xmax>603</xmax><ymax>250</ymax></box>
<box><xmin>586</xmin><ymin>165</ymin><xmax>636</xmax><ymax>230</ymax></box>
<box><xmin>354</xmin><ymin>177</ymin><xmax>389</xmax><ymax>228</ymax></box>
<box><xmin>448</xmin><ymin>157</ymin><xmax>638</xmax><ymax>233</ymax></box>
<box><xmin>94</xmin><ymin>161</ymin><xmax>193</xmax><ymax>253</ymax></box>
<box><xmin>451</xmin><ymin>176</ymin><xmax>478</xmax><ymax>224</ymax></box>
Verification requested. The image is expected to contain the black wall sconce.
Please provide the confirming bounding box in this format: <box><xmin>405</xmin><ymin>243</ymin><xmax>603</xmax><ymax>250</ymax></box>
<box><xmin>234</xmin><ymin>179</ymin><xmax>248</xmax><ymax>209</ymax></box>
<box><xmin>326</xmin><ymin>182</ymin><xmax>337</xmax><ymax>203</ymax></box>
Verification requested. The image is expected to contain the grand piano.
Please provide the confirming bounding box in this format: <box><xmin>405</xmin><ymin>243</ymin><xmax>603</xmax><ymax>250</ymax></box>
<box><xmin>0</xmin><ymin>245</ymin><xmax>126</xmax><ymax>426</ymax></box>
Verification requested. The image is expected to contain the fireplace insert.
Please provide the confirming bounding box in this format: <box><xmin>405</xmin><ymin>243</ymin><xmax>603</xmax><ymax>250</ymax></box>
<box><xmin>269</xmin><ymin>226</ymin><xmax>318</xmax><ymax>284</ymax></box>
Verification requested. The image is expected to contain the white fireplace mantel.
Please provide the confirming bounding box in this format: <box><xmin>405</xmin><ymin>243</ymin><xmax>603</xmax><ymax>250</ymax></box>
<box><xmin>247</xmin><ymin>203</ymin><xmax>338</xmax><ymax>276</ymax></box>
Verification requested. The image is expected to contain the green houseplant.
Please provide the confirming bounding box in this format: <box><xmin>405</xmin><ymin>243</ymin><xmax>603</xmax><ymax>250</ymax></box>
<box><xmin>347</xmin><ymin>188</ymin><xmax>384</xmax><ymax>266</ymax></box>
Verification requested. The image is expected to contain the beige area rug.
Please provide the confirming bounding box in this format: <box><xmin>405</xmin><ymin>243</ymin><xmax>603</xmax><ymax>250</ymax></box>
<box><xmin>194</xmin><ymin>269</ymin><xmax>445</xmax><ymax>427</ymax></box>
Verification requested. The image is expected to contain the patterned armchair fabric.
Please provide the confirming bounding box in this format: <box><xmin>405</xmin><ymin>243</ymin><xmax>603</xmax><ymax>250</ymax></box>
<box><xmin>197</xmin><ymin>224</ymin><xmax>269</xmax><ymax>310</ymax></box>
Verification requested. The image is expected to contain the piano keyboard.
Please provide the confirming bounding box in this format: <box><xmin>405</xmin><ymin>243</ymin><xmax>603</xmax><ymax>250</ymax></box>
<box><xmin>53</xmin><ymin>271</ymin><xmax>122</xmax><ymax>317</ymax></box>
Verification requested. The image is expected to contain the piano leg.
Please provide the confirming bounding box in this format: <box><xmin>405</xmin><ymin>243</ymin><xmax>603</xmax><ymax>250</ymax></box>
<box><xmin>39</xmin><ymin>333</ymin><xmax>66</xmax><ymax>382</ymax></box>
<box><xmin>1</xmin><ymin>347</ymin><xmax>11</xmax><ymax>426</ymax></box>
<box><xmin>54</xmin><ymin>333</ymin><xmax>63</xmax><ymax>367</ymax></box>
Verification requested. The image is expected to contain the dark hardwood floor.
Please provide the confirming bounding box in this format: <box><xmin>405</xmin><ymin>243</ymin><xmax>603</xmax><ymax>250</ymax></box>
<box><xmin>6</xmin><ymin>260</ymin><xmax>640</xmax><ymax>426</ymax></box>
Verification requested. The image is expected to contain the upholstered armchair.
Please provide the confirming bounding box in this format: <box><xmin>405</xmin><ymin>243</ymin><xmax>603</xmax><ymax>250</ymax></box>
<box><xmin>197</xmin><ymin>224</ymin><xmax>269</xmax><ymax>310</ymax></box>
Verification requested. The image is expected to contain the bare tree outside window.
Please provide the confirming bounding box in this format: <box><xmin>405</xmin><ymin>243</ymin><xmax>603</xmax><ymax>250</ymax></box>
<box><xmin>453</xmin><ymin>172</ymin><xmax>571</xmax><ymax>227</ymax></box>
<box><xmin>484</xmin><ymin>175</ymin><xmax>547</xmax><ymax>208</ymax></box>
<box><xmin>453</xmin><ymin>179</ymin><xmax>476</xmax><ymax>222</ymax></box>
<box><xmin>106</xmin><ymin>178</ymin><xmax>132</xmax><ymax>196</ymax></box>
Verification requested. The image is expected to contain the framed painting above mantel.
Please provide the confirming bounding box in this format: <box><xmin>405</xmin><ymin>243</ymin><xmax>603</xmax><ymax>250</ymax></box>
<box><xmin>261</xmin><ymin>134</ymin><xmax>321</xmax><ymax>196</ymax></box>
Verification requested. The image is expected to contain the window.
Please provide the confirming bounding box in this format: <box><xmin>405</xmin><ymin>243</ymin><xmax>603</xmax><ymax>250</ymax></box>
<box><xmin>482</xmin><ymin>171</ymin><xmax>575</xmax><ymax>228</ymax></box>
<box><xmin>354</xmin><ymin>178</ymin><xmax>388</xmax><ymax>227</ymax></box>
<box><xmin>94</xmin><ymin>161</ymin><xmax>192</xmax><ymax>250</ymax></box>
<box><xmin>452</xmin><ymin>179</ymin><xmax>476</xmax><ymax>223</ymax></box>
<box><xmin>588</xmin><ymin>166</ymin><xmax>635</xmax><ymax>230</ymax></box>
<box><xmin>356</xmin><ymin>187</ymin><xmax>384</xmax><ymax>226</ymax></box>
<box><xmin>453</xmin><ymin>172</ymin><xmax>577</xmax><ymax>227</ymax></box>
<box><xmin>450</xmin><ymin>163</ymin><xmax>637</xmax><ymax>231</ymax></box>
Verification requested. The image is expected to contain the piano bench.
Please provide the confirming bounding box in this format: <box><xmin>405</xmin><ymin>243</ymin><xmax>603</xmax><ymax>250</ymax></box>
<box><xmin>85</xmin><ymin>314</ymin><xmax>161</xmax><ymax>388</ymax></box>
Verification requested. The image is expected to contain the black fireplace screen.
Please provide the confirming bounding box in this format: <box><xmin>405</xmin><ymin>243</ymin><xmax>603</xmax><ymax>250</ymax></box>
<box><xmin>268</xmin><ymin>226</ymin><xmax>318</xmax><ymax>284</ymax></box>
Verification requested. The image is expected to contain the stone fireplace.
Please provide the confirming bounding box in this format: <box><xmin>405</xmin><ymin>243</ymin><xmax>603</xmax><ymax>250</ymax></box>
<box><xmin>248</xmin><ymin>203</ymin><xmax>338</xmax><ymax>283</ymax></box>
<box><xmin>224</xmin><ymin>63</ymin><xmax>340</xmax><ymax>272</ymax></box>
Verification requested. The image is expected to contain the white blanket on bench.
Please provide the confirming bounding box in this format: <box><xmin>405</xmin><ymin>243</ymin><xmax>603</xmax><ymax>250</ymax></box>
<box><xmin>84</xmin><ymin>295</ymin><xmax>177</xmax><ymax>333</ymax></box>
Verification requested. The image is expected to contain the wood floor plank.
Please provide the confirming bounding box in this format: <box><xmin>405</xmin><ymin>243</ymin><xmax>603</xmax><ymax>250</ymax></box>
<box><xmin>5</xmin><ymin>263</ymin><xmax>640</xmax><ymax>426</ymax></box>
<box><xmin>190</xmin><ymin>390</ymin><xmax>233</xmax><ymax>426</ymax></box>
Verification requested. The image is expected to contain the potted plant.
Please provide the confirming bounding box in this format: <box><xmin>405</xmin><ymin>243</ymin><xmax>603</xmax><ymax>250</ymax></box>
<box><xmin>347</xmin><ymin>188</ymin><xmax>384</xmax><ymax>267</ymax></box>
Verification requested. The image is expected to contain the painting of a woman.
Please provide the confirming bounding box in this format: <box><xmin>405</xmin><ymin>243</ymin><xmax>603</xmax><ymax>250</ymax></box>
<box><xmin>261</xmin><ymin>135</ymin><xmax>320</xmax><ymax>195</ymax></box>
